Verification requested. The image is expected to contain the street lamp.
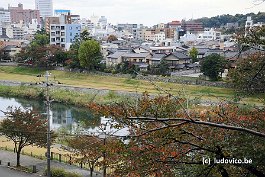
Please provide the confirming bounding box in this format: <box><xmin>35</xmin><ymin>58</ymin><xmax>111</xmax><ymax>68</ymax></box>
<box><xmin>98</xmin><ymin>121</ymin><xmax>110</xmax><ymax>177</ymax></box>
<box><xmin>99</xmin><ymin>133</ymin><xmax>107</xmax><ymax>177</ymax></box>
<box><xmin>44</xmin><ymin>71</ymin><xmax>51</xmax><ymax>177</ymax></box>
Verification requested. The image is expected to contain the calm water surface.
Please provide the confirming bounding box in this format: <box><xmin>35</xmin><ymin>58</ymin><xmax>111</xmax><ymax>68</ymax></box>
<box><xmin>0</xmin><ymin>96</ymin><xmax>128</xmax><ymax>136</ymax></box>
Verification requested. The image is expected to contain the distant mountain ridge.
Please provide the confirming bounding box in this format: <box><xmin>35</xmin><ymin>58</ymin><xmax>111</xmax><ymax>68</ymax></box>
<box><xmin>196</xmin><ymin>12</ymin><xmax>265</xmax><ymax>28</ymax></box>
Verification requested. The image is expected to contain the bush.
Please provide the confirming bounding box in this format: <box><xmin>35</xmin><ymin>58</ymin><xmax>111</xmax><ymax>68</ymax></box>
<box><xmin>44</xmin><ymin>168</ymin><xmax>82</xmax><ymax>177</ymax></box>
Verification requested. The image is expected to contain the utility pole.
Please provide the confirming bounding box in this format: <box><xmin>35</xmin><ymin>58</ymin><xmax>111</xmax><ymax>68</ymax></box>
<box><xmin>99</xmin><ymin>122</ymin><xmax>108</xmax><ymax>177</ymax></box>
<box><xmin>103</xmin><ymin>136</ymin><xmax>106</xmax><ymax>177</ymax></box>
<box><xmin>45</xmin><ymin>71</ymin><xmax>51</xmax><ymax>177</ymax></box>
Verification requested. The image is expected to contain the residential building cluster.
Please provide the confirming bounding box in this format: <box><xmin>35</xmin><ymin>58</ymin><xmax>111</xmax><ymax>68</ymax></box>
<box><xmin>0</xmin><ymin>0</ymin><xmax>264</xmax><ymax>74</ymax></box>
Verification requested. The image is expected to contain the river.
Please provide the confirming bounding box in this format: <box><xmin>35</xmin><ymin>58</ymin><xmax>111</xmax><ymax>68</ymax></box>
<box><xmin>0</xmin><ymin>96</ymin><xmax>128</xmax><ymax>136</ymax></box>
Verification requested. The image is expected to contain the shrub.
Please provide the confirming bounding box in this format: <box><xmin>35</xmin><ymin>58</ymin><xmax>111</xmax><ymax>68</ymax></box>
<box><xmin>44</xmin><ymin>168</ymin><xmax>82</xmax><ymax>177</ymax></box>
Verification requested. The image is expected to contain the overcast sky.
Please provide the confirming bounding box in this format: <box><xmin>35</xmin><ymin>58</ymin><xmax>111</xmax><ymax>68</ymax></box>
<box><xmin>1</xmin><ymin>0</ymin><xmax>265</xmax><ymax>26</ymax></box>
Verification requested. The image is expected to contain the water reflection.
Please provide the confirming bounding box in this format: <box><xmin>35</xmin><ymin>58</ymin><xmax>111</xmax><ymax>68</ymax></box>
<box><xmin>0</xmin><ymin>96</ymin><xmax>119</xmax><ymax>134</ymax></box>
<box><xmin>0</xmin><ymin>96</ymin><xmax>129</xmax><ymax>136</ymax></box>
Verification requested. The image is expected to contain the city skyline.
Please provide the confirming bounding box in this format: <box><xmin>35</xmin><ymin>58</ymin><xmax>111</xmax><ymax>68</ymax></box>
<box><xmin>0</xmin><ymin>0</ymin><xmax>264</xmax><ymax>26</ymax></box>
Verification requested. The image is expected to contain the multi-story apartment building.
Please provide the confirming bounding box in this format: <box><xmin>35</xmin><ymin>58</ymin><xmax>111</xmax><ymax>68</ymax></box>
<box><xmin>0</xmin><ymin>8</ymin><xmax>11</xmax><ymax>36</ymax></box>
<box><xmin>164</xmin><ymin>28</ymin><xmax>175</xmax><ymax>39</ymax></box>
<box><xmin>66</xmin><ymin>14</ymin><xmax>80</xmax><ymax>24</ymax></box>
<box><xmin>8</xmin><ymin>3</ymin><xmax>40</xmax><ymax>24</ymax></box>
<box><xmin>11</xmin><ymin>26</ymin><xmax>24</xmax><ymax>39</ymax></box>
<box><xmin>45</xmin><ymin>13</ymin><xmax>80</xmax><ymax>33</ymax></box>
<box><xmin>45</xmin><ymin>17</ymin><xmax>60</xmax><ymax>33</ymax></box>
<box><xmin>154</xmin><ymin>32</ymin><xmax>166</xmax><ymax>43</ymax></box>
<box><xmin>0</xmin><ymin>23</ymin><xmax>2</xmax><ymax>36</ymax></box>
<box><xmin>50</xmin><ymin>23</ymin><xmax>81</xmax><ymax>49</ymax></box>
<box><xmin>143</xmin><ymin>29</ymin><xmax>156</xmax><ymax>41</ymax></box>
<box><xmin>181</xmin><ymin>20</ymin><xmax>203</xmax><ymax>33</ymax></box>
<box><xmin>80</xmin><ymin>18</ymin><xmax>95</xmax><ymax>31</ymax></box>
<box><xmin>197</xmin><ymin>28</ymin><xmax>221</xmax><ymax>41</ymax></box>
<box><xmin>0</xmin><ymin>8</ymin><xmax>11</xmax><ymax>23</ymax></box>
<box><xmin>98</xmin><ymin>16</ymin><xmax>107</xmax><ymax>29</ymax></box>
<box><xmin>35</xmin><ymin>0</ymin><xmax>53</xmax><ymax>19</ymax></box>
<box><xmin>167</xmin><ymin>20</ymin><xmax>181</xmax><ymax>28</ymax></box>
<box><xmin>54</xmin><ymin>9</ymin><xmax>70</xmax><ymax>16</ymax></box>
<box><xmin>117</xmin><ymin>23</ymin><xmax>143</xmax><ymax>39</ymax></box>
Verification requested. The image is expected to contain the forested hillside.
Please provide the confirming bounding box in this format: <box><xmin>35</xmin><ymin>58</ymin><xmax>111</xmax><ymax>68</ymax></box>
<box><xmin>197</xmin><ymin>12</ymin><xmax>265</xmax><ymax>28</ymax></box>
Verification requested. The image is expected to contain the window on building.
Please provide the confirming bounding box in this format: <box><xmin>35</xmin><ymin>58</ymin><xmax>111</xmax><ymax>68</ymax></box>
<box><xmin>69</xmin><ymin>26</ymin><xmax>72</xmax><ymax>30</ymax></box>
<box><xmin>70</xmin><ymin>32</ymin><xmax>72</xmax><ymax>36</ymax></box>
<box><xmin>61</xmin><ymin>26</ymin><xmax>65</xmax><ymax>30</ymax></box>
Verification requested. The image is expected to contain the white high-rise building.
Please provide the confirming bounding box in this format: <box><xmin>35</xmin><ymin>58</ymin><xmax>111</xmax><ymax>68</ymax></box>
<box><xmin>35</xmin><ymin>0</ymin><xmax>53</xmax><ymax>19</ymax></box>
<box><xmin>0</xmin><ymin>8</ymin><xmax>11</xmax><ymax>23</ymax></box>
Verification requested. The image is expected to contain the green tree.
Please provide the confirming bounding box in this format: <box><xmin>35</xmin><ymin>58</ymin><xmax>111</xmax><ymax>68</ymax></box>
<box><xmin>238</xmin><ymin>26</ymin><xmax>265</xmax><ymax>48</ymax></box>
<box><xmin>148</xmin><ymin>59</ymin><xmax>169</xmax><ymax>76</ymax></box>
<box><xmin>201</xmin><ymin>53</ymin><xmax>227</xmax><ymax>81</ymax></box>
<box><xmin>229</xmin><ymin>26</ymin><xmax>265</xmax><ymax>94</ymax></box>
<box><xmin>80</xmin><ymin>30</ymin><xmax>92</xmax><ymax>41</ymax></box>
<box><xmin>0</xmin><ymin>48</ymin><xmax>10</xmax><ymax>61</ymax></box>
<box><xmin>157</xmin><ymin>59</ymin><xmax>168</xmax><ymax>75</ymax></box>
<box><xmin>229</xmin><ymin>53</ymin><xmax>265</xmax><ymax>94</ymax></box>
<box><xmin>0</xmin><ymin>108</ymin><xmax>55</xmax><ymax>167</ymax></box>
<box><xmin>189</xmin><ymin>47</ymin><xmax>198</xmax><ymax>63</ymax></box>
<box><xmin>78</xmin><ymin>40</ymin><xmax>102</xmax><ymax>71</ymax></box>
<box><xmin>115</xmin><ymin>61</ymin><xmax>140</xmax><ymax>74</ymax></box>
<box><xmin>31</xmin><ymin>33</ymin><xmax>50</xmax><ymax>47</ymax></box>
<box><xmin>16</xmin><ymin>31</ymin><xmax>65</xmax><ymax>67</ymax></box>
<box><xmin>67</xmin><ymin>30</ymin><xmax>92</xmax><ymax>69</ymax></box>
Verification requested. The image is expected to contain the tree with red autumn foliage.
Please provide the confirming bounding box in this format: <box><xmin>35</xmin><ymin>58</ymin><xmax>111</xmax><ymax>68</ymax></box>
<box><xmin>88</xmin><ymin>93</ymin><xmax>265</xmax><ymax>177</ymax></box>
<box><xmin>0</xmin><ymin>108</ymin><xmax>55</xmax><ymax>167</ymax></box>
<box><xmin>66</xmin><ymin>135</ymin><xmax>102</xmax><ymax>177</ymax></box>
<box><xmin>66</xmin><ymin>134</ymin><xmax>125</xmax><ymax>177</ymax></box>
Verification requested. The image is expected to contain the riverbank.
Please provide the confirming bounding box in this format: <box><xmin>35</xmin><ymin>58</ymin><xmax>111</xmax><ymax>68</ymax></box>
<box><xmin>0</xmin><ymin>66</ymin><xmax>234</xmax><ymax>97</ymax></box>
<box><xmin>0</xmin><ymin>83</ymin><xmax>135</xmax><ymax>107</ymax></box>
<box><xmin>0</xmin><ymin>66</ymin><xmax>263</xmax><ymax>106</ymax></box>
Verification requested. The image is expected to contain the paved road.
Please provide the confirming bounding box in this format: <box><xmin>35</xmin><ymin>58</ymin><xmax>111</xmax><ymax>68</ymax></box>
<box><xmin>0</xmin><ymin>166</ymin><xmax>39</xmax><ymax>177</ymax></box>
<box><xmin>0</xmin><ymin>150</ymin><xmax>102</xmax><ymax>177</ymax></box>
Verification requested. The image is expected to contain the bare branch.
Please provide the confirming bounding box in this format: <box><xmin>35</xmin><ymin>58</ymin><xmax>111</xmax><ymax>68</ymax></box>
<box><xmin>129</xmin><ymin>117</ymin><xmax>265</xmax><ymax>138</ymax></box>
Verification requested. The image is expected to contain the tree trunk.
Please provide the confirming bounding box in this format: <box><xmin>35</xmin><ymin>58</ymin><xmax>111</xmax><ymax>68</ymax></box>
<box><xmin>246</xmin><ymin>166</ymin><xmax>265</xmax><ymax>177</ymax></box>
<box><xmin>219</xmin><ymin>166</ymin><xmax>229</xmax><ymax>177</ymax></box>
<box><xmin>90</xmin><ymin>167</ymin><xmax>94</xmax><ymax>177</ymax></box>
<box><xmin>16</xmin><ymin>149</ymin><xmax>21</xmax><ymax>167</ymax></box>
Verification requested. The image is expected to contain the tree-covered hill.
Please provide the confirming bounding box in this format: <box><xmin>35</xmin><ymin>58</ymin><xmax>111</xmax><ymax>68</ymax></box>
<box><xmin>197</xmin><ymin>12</ymin><xmax>265</xmax><ymax>28</ymax></box>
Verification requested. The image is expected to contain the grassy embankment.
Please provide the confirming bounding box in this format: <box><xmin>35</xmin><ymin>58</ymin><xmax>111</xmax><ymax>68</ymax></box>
<box><xmin>0</xmin><ymin>66</ymin><xmax>263</xmax><ymax>105</ymax></box>
<box><xmin>0</xmin><ymin>66</ymin><xmax>264</xmax><ymax>162</ymax></box>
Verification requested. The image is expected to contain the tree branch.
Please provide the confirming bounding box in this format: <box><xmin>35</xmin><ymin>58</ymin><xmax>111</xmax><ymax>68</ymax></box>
<box><xmin>128</xmin><ymin>117</ymin><xmax>265</xmax><ymax>138</ymax></box>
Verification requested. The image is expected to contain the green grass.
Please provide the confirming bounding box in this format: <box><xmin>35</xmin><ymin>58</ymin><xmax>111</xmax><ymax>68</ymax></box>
<box><xmin>0</xmin><ymin>66</ymin><xmax>46</xmax><ymax>75</ymax></box>
<box><xmin>0</xmin><ymin>66</ymin><xmax>264</xmax><ymax>105</ymax></box>
<box><xmin>123</xmin><ymin>78</ymin><xmax>140</xmax><ymax>85</ymax></box>
<box><xmin>0</xmin><ymin>85</ymin><xmax>134</xmax><ymax>106</ymax></box>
